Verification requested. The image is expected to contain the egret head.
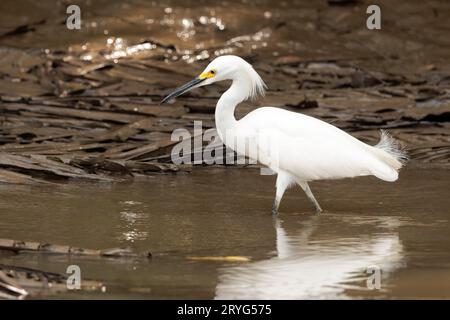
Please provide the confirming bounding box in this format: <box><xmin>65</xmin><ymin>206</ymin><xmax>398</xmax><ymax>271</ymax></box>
<box><xmin>161</xmin><ymin>55</ymin><xmax>266</xmax><ymax>104</ymax></box>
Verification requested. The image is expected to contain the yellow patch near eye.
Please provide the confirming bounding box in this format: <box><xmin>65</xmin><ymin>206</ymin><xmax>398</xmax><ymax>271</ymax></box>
<box><xmin>199</xmin><ymin>70</ymin><xmax>215</xmax><ymax>79</ymax></box>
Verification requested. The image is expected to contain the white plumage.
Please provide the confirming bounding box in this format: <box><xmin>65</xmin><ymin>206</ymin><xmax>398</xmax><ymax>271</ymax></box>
<box><xmin>162</xmin><ymin>55</ymin><xmax>407</xmax><ymax>213</ymax></box>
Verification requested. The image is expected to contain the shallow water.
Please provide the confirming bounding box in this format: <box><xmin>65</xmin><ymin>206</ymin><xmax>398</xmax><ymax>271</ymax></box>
<box><xmin>0</xmin><ymin>165</ymin><xmax>449</xmax><ymax>299</ymax></box>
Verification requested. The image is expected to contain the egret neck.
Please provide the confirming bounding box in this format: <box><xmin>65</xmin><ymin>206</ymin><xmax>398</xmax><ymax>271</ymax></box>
<box><xmin>215</xmin><ymin>76</ymin><xmax>249</xmax><ymax>142</ymax></box>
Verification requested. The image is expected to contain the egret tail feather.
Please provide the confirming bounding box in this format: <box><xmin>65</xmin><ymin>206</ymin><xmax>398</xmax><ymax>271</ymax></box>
<box><xmin>374</xmin><ymin>130</ymin><xmax>408</xmax><ymax>169</ymax></box>
<box><xmin>368</xmin><ymin>130</ymin><xmax>407</xmax><ymax>182</ymax></box>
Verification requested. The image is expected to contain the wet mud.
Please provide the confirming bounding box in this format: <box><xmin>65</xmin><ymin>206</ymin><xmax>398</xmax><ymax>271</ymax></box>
<box><xmin>0</xmin><ymin>0</ymin><xmax>449</xmax><ymax>183</ymax></box>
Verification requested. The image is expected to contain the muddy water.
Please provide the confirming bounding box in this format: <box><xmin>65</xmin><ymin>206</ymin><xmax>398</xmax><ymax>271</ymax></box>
<box><xmin>0</xmin><ymin>165</ymin><xmax>449</xmax><ymax>299</ymax></box>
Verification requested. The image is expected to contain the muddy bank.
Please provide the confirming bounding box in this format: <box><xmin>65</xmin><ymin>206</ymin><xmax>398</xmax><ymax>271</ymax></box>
<box><xmin>0</xmin><ymin>0</ymin><xmax>449</xmax><ymax>183</ymax></box>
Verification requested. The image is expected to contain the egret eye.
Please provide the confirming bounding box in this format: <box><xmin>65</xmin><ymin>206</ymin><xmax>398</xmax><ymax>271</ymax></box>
<box><xmin>198</xmin><ymin>70</ymin><xmax>216</xmax><ymax>80</ymax></box>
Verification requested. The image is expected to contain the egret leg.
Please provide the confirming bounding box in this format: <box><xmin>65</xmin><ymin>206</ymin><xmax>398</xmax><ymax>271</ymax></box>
<box><xmin>272</xmin><ymin>171</ymin><xmax>294</xmax><ymax>215</ymax></box>
<box><xmin>298</xmin><ymin>181</ymin><xmax>323</xmax><ymax>214</ymax></box>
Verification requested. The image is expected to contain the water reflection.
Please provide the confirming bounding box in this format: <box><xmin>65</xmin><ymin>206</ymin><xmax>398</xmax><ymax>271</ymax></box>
<box><xmin>215</xmin><ymin>215</ymin><xmax>405</xmax><ymax>299</ymax></box>
<box><xmin>118</xmin><ymin>200</ymin><xmax>148</xmax><ymax>243</ymax></box>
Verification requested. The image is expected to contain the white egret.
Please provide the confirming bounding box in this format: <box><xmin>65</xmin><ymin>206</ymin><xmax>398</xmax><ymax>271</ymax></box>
<box><xmin>162</xmin><ymin>55</ymin><xmax>407</xmax><ymax>214</ymax></box>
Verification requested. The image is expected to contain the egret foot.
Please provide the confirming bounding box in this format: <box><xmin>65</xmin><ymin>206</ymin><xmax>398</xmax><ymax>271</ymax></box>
<box><xmin>315</xmin><ymin>205</ymin><xmax>323</xmax><ymax>215</ymax></box>
<box><xmin>298</xmin><ymin>181</ymin><xmax>323</xmax><ymax>214</ymax></box>
<box><xmin>272</xmin><ymin>200</ymin><xmax>279</xmax><ymax>215</ymax></box>
<box><xmin>273</xmin><ymin>171</ymin><xmax>294</xmax><ymax>215</ymax></box>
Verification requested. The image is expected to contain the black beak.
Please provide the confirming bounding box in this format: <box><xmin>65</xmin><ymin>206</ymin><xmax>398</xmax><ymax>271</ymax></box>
<box><xmin>160</xmin><ymin>77</ymin><xmax>206</xmax><ymax>104</ymax></box>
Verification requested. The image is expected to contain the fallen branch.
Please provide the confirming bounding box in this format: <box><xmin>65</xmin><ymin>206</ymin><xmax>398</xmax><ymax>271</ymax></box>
<box><xmin>0</xmin><ymin>239</ymin><xmax>151</xmax><ymax>259</ymax></box>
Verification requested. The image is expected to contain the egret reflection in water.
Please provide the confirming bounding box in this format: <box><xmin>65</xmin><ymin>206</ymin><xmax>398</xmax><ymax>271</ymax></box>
<box><xmin>215</xmin><ymin>215</ymin><xmax>405</xmax><ymax>299</ymax></box>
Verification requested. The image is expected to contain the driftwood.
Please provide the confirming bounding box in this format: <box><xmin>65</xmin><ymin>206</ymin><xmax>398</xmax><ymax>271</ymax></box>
<box><xmin>0</xmin><ymin>264</ymin><xmax>104</xmax><ymax>300</ymax></box>
<box><xmin>0</xmin><ymin>4</ymin><xmax>449</xmax><ymax>186</ymax></box>
<box><xmin>0</xmin><ymin>270</ymin><xmax>28</xmax><ymax>300</ymax></box>
<box><xmin>0</xmin><ymin>239</ymin><xmax>152</xmax><ymax>259</ymax></box>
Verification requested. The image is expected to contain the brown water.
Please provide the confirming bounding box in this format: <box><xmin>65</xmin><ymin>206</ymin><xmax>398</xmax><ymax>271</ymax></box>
<box><xmin>0</xmin><ymin>165</ymin><xmax>449</xmax><ymax>299</ymax></box>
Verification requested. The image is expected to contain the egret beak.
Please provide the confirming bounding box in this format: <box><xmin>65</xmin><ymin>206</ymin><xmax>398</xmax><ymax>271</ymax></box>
<box><xmin>160</xmin><ymin>77</ymin><xmax>206</xmax><ymax>104</ymax></box>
